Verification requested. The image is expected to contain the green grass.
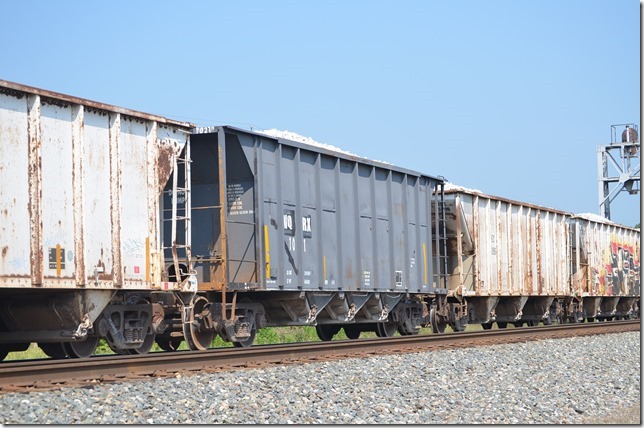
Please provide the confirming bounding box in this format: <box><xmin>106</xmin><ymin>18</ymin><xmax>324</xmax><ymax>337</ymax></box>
<box><xmin>4</xmin><ymin>322</ymin><xmax>492</xmax><ymax>361</ymax></box>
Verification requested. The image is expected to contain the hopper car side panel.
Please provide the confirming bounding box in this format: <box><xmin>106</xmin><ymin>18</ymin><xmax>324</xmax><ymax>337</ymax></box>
<box><xmin>189</xmin><ymin>127</ymin><xmax>441</xmax><ymax>295</ymax></box>
<box><xmin>440</xmin><ymin>189</ymin><xmax>573</xmax><ymax>326</ymax></box>
<box><xmin>0</xmin><ymin>81</ymin><xmax>193</xmax><ymax>352</ymax></box>
<box><xmin>572</xmin><ymin>218</ymin><xmax>640</xmax><ymax>298</ymax></box>
<box><xmin>444</xmin><ymin>191</ymin><xmax>570</xmax><ymax>297</ymax></box>
<box><xmin>0</xmin><ymin>89</ymin><xmax>31</xmax><ymax>286</ymax></box>
<box><xmin>0</xmin><ymin>84</ymin><xmax>191</xmax><ymax>290</ymax></box>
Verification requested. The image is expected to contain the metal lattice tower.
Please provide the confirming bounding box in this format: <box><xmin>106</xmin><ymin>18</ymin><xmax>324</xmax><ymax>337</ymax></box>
<box><xmin>597</xmin><ymin>123</ymin><xmax>640</xmax><ymax>220</ymax></box>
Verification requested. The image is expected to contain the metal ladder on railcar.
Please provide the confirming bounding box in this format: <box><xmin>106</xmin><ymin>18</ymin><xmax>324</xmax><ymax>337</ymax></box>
<box><xmin>162</xmin><ymin>142</ymin><xmax>193</xmax><ymax>285</ymax></box>
<box><xmin>433</xmin><ymin>181</ymin><xmax>449</xmax><ymax>290</ymax></box>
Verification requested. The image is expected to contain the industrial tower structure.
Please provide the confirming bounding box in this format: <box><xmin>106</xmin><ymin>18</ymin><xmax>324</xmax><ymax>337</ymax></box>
<box><xmin>597</xmin><ymin>123</ymin><xmax>640</xmax><ymax>220</ymax></box>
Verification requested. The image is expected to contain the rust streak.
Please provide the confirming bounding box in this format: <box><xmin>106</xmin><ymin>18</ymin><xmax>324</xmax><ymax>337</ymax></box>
<box><xmin>535</xmin><ymin>212</ymin><xmax>542</xmax><ymax>295</ymax></box>
<box><xmin>157</xmin><ymin>142</ymin><xmax>176</xmax><ymax>193</ymax></box>
<box><xmin>109</xmin><ymin>113</ymin><xmax>122</xmax><ymax>287</ymax></box>
<box><xmin>27</xmin><ymin>94</ymin><xmax>43</xmax><ymax>286</ymax></box>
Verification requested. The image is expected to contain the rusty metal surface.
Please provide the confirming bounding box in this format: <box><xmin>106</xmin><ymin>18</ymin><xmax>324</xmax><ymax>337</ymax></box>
<box><xmin>571</xmin><ymin>216</ymin><xmax>640</xmax><ymax>298</ymax></box>
<box><xmin>0</xmin><ymin>81</ymin><xmax>193</xmax><ymax>291</ymax></box>
<box><xmin>0</xmin><ymin>320</ymin><xmax>638</xmax><ymax>394</ymax></box>
<box><xmin>444</xmin><ymin>191</ymin><xmax>570</xmax><ymax>297</ymax></box>
<box><xmin>0</xmin><ymin>79</ymin><xmax>192</xmax><ymax>128</ymax></box>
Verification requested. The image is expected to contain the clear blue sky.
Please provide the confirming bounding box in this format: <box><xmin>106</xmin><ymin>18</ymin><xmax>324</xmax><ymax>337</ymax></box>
<box><xmin>1</xmin><ymin>0</ymin><xmax>640</xmax><ymax>226</ymax></box>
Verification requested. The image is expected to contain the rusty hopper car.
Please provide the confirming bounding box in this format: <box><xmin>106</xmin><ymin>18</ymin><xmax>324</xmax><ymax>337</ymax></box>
<box><xmin>437</xmin><ymin>186</ymin><xmax>570</xmax><ymax>330</ymax></box>
<box><xmin>167</xmin><ymin>127</ymin><xmax>447</xmax><ymax>349</ymax></box>
<box><xmin>0</xmin><ymin>80</ymin><xmax>194</xmax><ymax>359</ymax></box>
<box><xmin>570</xmin><ymin>214</ymin><xmax>640</xmax><ymax>321</ymax></box>
<box><xmin>437</xmin><ymin>186</ymin><xmax>640</xmax><ymax>330</ymax></box>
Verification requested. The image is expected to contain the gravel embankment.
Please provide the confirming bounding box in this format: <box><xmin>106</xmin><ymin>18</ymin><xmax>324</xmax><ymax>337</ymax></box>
<box><xmin>0</xmin><ymin>331</ymin><xmax>639</xmax><ymax>424</ymax></box>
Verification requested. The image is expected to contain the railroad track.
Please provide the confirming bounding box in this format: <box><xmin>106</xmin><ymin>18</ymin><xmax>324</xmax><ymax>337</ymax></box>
<box><xmin>0</xmin><ymin>321</ymin><xmax>639</xmax><ymax>394</ymax></box>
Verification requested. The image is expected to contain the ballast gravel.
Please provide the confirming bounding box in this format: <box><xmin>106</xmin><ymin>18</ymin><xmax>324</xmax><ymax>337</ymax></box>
<box><xmin>0</xmin><ymin>331</ymin><xmax>639</xmax><ymax>424</ymax></box>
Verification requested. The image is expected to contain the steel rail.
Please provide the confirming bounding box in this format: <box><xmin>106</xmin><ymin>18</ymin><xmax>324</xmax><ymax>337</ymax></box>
<box><xmin>0</xmin><ymin>321</ymin><xmax>639</xmax><ymax>393</ymax></box>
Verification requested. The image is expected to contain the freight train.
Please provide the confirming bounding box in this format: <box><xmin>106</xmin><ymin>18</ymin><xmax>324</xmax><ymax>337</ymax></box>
<box><xmin>0</xmin><ymin>80</ymin><xmax>639</xmax><ymax>360</ymax></box>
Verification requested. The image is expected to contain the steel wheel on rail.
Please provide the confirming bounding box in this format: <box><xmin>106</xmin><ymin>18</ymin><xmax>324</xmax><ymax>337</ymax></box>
<box><xmin>449</xmin><ymin>320</ymin><xmax>467</xmax><ymax>332</ymax></box>
<box><xmin>183</xmin><ymin>296</ymin><xmax>215</xmax><ymax>351</ymax></box>
<box><xmin>156</xmin><ymin>337</ymin><xmax>183</xmax><ymax>351</ymax></box>
<box><xmin>481</xmin><ymin>322</ymin><xmax>493</xmax><ymax>330</ymax></box>
<box><xmin>316</xmin><ymin>324</ymin><xmax>340</xmax><ymax>341</ymax></box>
<box><xmin>344</xmin><ymin>325</ymin><xmax>361</xmax><ymax>339</ymax></box>
<box><xmin>39</xmin><ymin>343</ymin><xmax>68</xmax><ymax>359</ymax></box>
<box><xmin>375</xmin><ymin>322</ymin><xmax>397</xmax><ymax>338</ymax></box>
<box><xmin>232</xmin><ymin>327</ymin><xmax>256</xmax><ymax>348</ymax></box>
<box><xmin>397</xmin><ymin>324</ymin><xmax>420</xmax><ymax>336</ymax></box>
<box><xmin>127</xmin><ymin>329</ymin><xmax>156</xmax><ymax>355</ymax></box>
<box><xmin>64</xmin><ymin>335</ymin><xmax>99</xmax><ymax>358</ymax></box>
<box><xmin>496</xmin><ymin>322</ymin><xmax>508</xmax><ymax>329</ymax></box>
<box><xmin>430</xmin><ymin>307</ymin><xmax>446</xmax><ymax>334</ymax></box>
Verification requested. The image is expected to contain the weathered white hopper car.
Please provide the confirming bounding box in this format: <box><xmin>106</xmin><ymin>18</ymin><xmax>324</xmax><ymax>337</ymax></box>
<box><xmin>0</xmin><ymin>80</ymin><xmax>194</xmax><ymax>358</ymax></box>
<box><xmin>438</xmin><ymin>186</ymin><xmax>640</xmax><ymax>329</ymax></box>
<box><xmin>570</xmin><ymin>214</ymin><xmax>640</xmax><ymax>321</ymax></box>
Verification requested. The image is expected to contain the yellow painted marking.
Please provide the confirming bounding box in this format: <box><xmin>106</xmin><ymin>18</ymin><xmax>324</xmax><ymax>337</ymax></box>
<box><xmin>145</xmin><ymin>237</ymin><xmax>151</xmax><ymax>282</ymax></box>
<box><xmin>324</xmin><ymin>255</ymin><xmax>327</xmax><ymax>280</ymax></box>
<box><xmin>264</xmin><ymin>225</ymin><xmax>271</xmax><ymax>278</ymax></box>
<box><xmin>56</xmin><ymin>244</ymin><xmax>62</xmax><ymax>277</ymax></box>
<box><xmin>422</xmin><ymin>243</ymin><xmax>428</xmax><ymax>284</ymax></box>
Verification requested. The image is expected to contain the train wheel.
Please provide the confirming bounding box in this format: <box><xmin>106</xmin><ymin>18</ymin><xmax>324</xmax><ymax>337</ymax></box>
<box><xmin>39</xmin><ymin>343</ymin><xmax>68</xmax><ymax>359</ymax></box>
<box><xmin>481</xmin><ymin>322</ymin><xmax>493</xmax><ymax>330</ymax></box>
<box><xmin>526</xmin><ymin>320</ymin><xmax>538</xmax><ymax>327</ymax></box>
<box><xmin>232</xmin><ymin>327</ymin><xmax>256</xmax><ymax>348</ymax></box>
<box><xmin>65</xmin><ymin>335</ymin><xmax>99</xmax><ymax>358</ymax></box>
<box><xmin>497</xmin><ymin>322</ymin><xmax>508</xmax><ymax>329</ymax></box>
<box><xmin>156</xmin><ymin>337</ymin><xmax>183</xmax><ymax>351</ymax></box>
<box><xmin>344</xmin><ymin>325</ymin><xmax>361</xmax><ymax>339</ymax></box>
<box><xmin>430</xmin><ymin>308</ymin><xmax>446</xmax><ymax>334</ymax></box>
<box><xmin>450</xmin><ymin>319</ymin><xmax>467</xmax><ymax>332</ymax></box>
<box><xmin>183</xmin><ymin>296</ymin><xmax>215</xmax><ymax>351</ymax></box>
<box><xmin>397</xmin><ymin>324</ymin><xmax>420</xmax><ymax>336</ymax></box>
<box><xmin>0</xmin><ymin>347</ymin><xmax>8</xmax><ymax>362</ymax></box>
<box><xmin>376</xmin><ymin>322</ymin><xmax>397</xmax><ymax>338</ymax></box>
<box><xmin>316</xmin><ymin>325</ymin><xmax>340</xmax><ymax>341</ymax></box>
<box><xmin>106</xmin><ymin>342</ymin><xmax>128</xmax><ymax>355</ymax></box>
<box><xmin>127</xmin><ymin>330</ymin><xmax>155</xmax><ymax>355</ymax></box>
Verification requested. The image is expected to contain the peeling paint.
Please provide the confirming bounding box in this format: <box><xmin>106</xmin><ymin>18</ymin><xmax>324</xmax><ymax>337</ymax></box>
<box><xmin>0</xmin><ymin>80</ymin><xmax>192</xmax><ymax>290</ymax></box>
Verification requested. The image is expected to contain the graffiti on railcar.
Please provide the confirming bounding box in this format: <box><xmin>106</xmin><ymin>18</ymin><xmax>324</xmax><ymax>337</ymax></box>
<box><xmin>593</xmin><ymin>237</ymin><xmax>640</xmax><ymax>296</ymax></box>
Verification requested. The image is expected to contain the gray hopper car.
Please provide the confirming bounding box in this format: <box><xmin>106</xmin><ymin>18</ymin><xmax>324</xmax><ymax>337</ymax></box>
<box><xmin>163</xmin><ymin>127</ymin><xmax>449</xmax><ymax>349</ymax></box>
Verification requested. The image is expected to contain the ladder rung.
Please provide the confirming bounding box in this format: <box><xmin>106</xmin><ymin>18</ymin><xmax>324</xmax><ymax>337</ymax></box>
<box><xmin>162</xmin><ymin>217</ymin><xmax>190</xmax><ymax>222</ymax></box>
<box><xmin>163</xmin><ymin>188</ymin><xmax>191</xmax><ymax>194</ymax></box>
